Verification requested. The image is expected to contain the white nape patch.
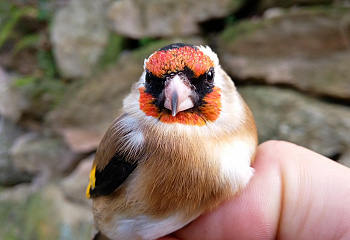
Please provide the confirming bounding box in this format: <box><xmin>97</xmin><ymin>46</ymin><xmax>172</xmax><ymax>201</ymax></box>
<box><xmin>108</xmin><ymin>214</ymin><xmax>194</xmax><ymax>240</ymax></box>
<box><xmin>218</xmin><ymin>138</ymin><xmax>255</xmax><ymax>191</ymax></box>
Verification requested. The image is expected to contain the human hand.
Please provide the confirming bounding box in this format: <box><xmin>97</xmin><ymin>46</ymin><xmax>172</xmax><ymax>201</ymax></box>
<box><xmin>160</xmin><ymin>140</ymin><xmax>350</xmax><ymax>240</ymax></box>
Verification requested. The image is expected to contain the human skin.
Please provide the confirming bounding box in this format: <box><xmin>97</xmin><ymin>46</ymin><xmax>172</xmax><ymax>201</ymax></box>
<box><xmin>159</xmin><ymin>140</ymin><xmax>350</xmax><ymax>240</ymax></box>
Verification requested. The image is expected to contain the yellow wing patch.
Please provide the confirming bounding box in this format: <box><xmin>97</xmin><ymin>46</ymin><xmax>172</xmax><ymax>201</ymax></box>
<box><xmin>86</xmin><ymin>165</ymin><xmax>96</xmax><ymax>198</ymax></box>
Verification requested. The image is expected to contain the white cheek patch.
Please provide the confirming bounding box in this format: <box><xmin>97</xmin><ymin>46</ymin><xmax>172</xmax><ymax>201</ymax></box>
<box><xmin>218</xmin><ymin>138</ymin><xmax>255</xmax><ymax>191</ymax></box>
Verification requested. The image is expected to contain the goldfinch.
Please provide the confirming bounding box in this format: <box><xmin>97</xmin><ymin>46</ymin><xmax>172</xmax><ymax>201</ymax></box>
<box><xmin>86</xmin><ymin>43</ymin><xmax>257</xmax><ymax>240</ymax></box>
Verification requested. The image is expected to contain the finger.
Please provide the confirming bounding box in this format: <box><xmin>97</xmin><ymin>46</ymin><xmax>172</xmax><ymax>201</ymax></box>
<box><xmin>276</xmin><ymin>141</ymin><xmax>350</xmax><ymax>239</ymax></box>
<box><xmin>171</xmin><ymin>141</ymin><xmax>350</xmax><ymax>240</ymax></box>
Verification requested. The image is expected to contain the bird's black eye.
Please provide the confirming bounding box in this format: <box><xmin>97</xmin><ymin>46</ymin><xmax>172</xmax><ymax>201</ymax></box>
<box><xmin>207</xmin><ymin>67</ymin><xmax>214</xmax><ymax>83</ymax></box>
<box><xmin>145</xmin><ymin>70</ymin><xmax>152</xmax><ymax>84</ymax></box>
<box><xmin>145</xmin><ymin>70</ymin><xmax>164</xmax><ymax>85</ymax></box>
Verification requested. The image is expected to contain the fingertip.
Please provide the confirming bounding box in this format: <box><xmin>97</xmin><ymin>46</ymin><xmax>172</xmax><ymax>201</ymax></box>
<box><xmin>256</xmin><ymin>140</ymin><xmax>300</xmax><ymax>161</ymax></box>
<box><xmin>258</xmin><ymin>140</ymin><xmax>350</xmax><ymax>239</ymax></box>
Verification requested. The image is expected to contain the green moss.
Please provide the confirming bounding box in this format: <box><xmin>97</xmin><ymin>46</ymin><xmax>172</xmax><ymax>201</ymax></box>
<box><xmin>292</xmin><ymin>5</ymin><xmax>350</xmax><ymax>15</ymax></box>
<box><xmin>139</xmin><ymin>37</ymin><xmax>158</xmax><ymax>47</ymax></box>
<box><xmin>98</xmin><ymin>33</ymin><xmax>125</xmax><ymax>68</ymax></box>
<box><xmin>0</xmin><ymin>0</ymin><xmax>66</xmax><ymax>115</ymax></box>
<box><xmin>13</xmin><ymin>34</ymin><xmax>40</xmax><ymax>55</ymax></box>
<box><xmin>225</xmin><ymin>15</ymin><xmax>237</xmax><ymax>25</ymax></box>
<box><xmin>229</xmin><ymin>0</ymin><xmax>244</xmax><ymax>11</ymax></box>
<box><xmin>13</xmin><ymin>48</ymin><xmax>64</xmax><ymax>107</ymax></box>
<box><xmin>221</xmin><ymin>17</ymin><xmax>277</xmax><ymax>45</ymax></box>
<box><xmin>37</xmin><ymin>48</ymin><xmax>59</xmax><ymax>80</ymax></box>
<box><xmin>14</xmin><ymin>76</ymin><xmax>66</xmax><ymax>108</ymax></box>
<box><xmin>0</xmin><ymin>5</ymin><xmax>37</xmax><ymax>49</ymax></box>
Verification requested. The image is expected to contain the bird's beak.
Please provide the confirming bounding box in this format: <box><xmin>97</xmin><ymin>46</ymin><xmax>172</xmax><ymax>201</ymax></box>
<box><xmin>164</xmin><ymin>75</ymin><xmax>194</xmax><ymax>116</ymax></box>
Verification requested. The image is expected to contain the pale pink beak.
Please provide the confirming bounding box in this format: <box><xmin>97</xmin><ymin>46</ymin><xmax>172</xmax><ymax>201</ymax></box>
<box><xmin>163</xmin><ymin>75</ymin><xmax>194</xmax><ymax>116</ymax></box>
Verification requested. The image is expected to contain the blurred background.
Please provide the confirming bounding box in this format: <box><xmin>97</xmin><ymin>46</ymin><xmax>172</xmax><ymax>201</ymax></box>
<box><xmin>0</xmin><ymin>0</ymin><xmax>349</xmax><ymax>239</ymax></box>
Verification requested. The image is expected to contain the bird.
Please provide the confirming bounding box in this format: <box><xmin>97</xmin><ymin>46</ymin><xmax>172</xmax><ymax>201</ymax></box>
<box><xmin>86</xmin><ymin>43</ymin><xmax>258</xmax><ymax>240</ymax></box>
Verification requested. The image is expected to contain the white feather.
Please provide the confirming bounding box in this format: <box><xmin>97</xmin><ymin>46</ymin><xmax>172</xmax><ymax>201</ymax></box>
<box><xmin>136</xmin><ymin>214</ymin><xmax>195</xmax><ymax>240</ymax></box>
<box><xmin>217</xmin><ymin>138</ymin><xmax>255</xmax><ymax>191</ymax></box>
<box><xmin>104</xmin><ymin>214</ymin><xmax>196</xmax><ymax>240</ymax></box>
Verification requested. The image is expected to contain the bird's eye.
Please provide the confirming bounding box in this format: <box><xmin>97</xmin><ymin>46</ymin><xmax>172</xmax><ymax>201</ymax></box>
<box><xmin>145</xmin><ymin>70</ymin><xmax>152</xmax><ymax>84</ymax></box>
<box><xmin>145</xmin><ymin>70</ymin><xmax>165</xmax><ymax>86</ymax></box>
<box><xmin>207</xmin><ymin>67</ymin><xmax>214</xmax><ymax>83</ymax></box>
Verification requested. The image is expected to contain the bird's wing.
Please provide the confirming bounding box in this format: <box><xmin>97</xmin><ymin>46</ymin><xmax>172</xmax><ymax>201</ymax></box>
<box><xmin>86</xmin><ymin>113</ymin><xmax>145</xmax><ymax>198</ymax></box>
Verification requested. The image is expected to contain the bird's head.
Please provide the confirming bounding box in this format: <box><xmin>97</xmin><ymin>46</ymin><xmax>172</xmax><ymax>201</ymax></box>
<box><xmin>138</xmin><ymin>43</ymin><xmax>222</xmax><ymax>126</ymax></box>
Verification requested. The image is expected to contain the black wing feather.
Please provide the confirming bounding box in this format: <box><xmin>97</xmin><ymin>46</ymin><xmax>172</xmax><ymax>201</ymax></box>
<box><xmin>89</xmin><ymin>151</ymin><xmax>138</xmax><ymax>198</ymax></box>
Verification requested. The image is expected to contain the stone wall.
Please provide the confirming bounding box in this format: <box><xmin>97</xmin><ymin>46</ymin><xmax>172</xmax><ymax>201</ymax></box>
<box><xmin>0</xmin><ymin>0</ymin><xmax>349</xmax><ymax>239</ymax></box>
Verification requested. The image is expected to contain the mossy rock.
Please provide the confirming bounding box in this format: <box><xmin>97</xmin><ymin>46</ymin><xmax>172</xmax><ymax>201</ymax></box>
<box><xmin>218</xmin><ymin>7</ymin><xmax>350</xmax><ymax>100</ymax></box>
<box><xmin>0</xmin><ymin>185</ymin><xmax>92</xmax><ymax>240</ymax></box>
<box><xmin>0</xmin><ymin>189</ymin><xmax>59</xmax><ymax>240</ymax></box>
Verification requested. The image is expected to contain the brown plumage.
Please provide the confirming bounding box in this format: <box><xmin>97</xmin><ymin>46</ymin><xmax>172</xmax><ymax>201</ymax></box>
<box><xmin>87</xmin><ymin>43</ymin><xmax>257</xmax><ymax>240</ymax></box>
